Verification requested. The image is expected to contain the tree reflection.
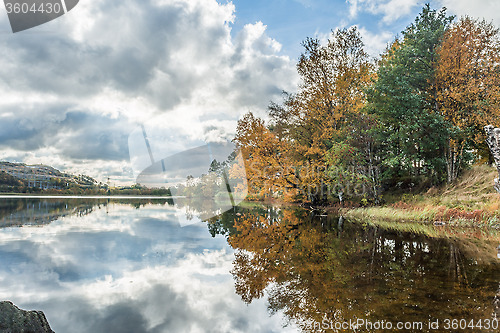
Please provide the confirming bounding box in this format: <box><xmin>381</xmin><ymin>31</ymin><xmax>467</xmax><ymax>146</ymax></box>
<box><xmin>0</xmin><ymin>198</ymin><xmax>174</xmax><ymax>228</ymax></box>
<box><xmin>227</xmin><ymin>209</ymin><xmax>500</xmax><ymax>332</ymax></box>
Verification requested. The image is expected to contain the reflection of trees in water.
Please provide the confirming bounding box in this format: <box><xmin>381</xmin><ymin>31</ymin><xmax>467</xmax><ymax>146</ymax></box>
<box><xmin>0</xmin><ymin>198</ymin><xmax>174</xmax><ymax>228</ymax></box>
<box><xmin>226</xmin><ymin>209</ymin><xmax>500</xmax><ymax>332</ymax></box>
<box><xmin>0</xmin><ymin>199</ymin><xmax>100</xmax><ymax>227</ymax></box>
<box><xmin>204</xmin><ymin>204</ymin><xmax>282</xmax><ymax>238</ymax></box>
<box><xmin>174</xmin><ymin>197</ymin><xmax>232</xmax><ymax>222</ymax></box>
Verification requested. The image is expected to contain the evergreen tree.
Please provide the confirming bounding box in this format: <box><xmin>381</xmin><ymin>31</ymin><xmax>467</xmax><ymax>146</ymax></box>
<box><xmin>367</xmin><ymin>4</ymin><xmax>454</xmax><ymax>186</ymax></box>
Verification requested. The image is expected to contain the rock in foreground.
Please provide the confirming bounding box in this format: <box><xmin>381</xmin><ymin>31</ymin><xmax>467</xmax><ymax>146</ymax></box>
<box><xmin>0</xmin><ymin>301</ymin><xmax>54</xmax><ymax>333</ymax></box>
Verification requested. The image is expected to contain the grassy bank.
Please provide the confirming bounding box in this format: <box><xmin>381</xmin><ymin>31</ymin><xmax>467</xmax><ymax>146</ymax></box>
<box><xmin>343</xmin><ymin>164</ymin><xmax>500</xmax><ymax>229</ymax></box>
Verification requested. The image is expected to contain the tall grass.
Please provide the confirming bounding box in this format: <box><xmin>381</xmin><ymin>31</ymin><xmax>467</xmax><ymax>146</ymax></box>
<box><xmin>344</xmin><ymin>164</ymin><xmax>500</xmax><ymax>229</ymax></box>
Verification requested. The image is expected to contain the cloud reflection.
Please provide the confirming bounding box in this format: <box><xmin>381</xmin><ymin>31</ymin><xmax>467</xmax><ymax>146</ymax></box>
<box><xmin>0</xmin><ymin>203</ymin><xmax>296</xmax><ymax>333</ymax></box>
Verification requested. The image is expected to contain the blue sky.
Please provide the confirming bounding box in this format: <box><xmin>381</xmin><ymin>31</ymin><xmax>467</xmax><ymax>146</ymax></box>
<box><xmin>223</xmin><ymin>0</ymin><xmax>500</xmax><ymax>59</ymax></box>
<box><xmin>224</xmin><ymin>0</ymin><xmax>425</xmax><ymax>58</ymax></box>
<box><xmin>0</xmin><ymin>0</ymin><xmax>499</xmax><ymax>184</ymax></box>
<box><xmin>229</xmin><ymin>0</ymin><xmax>354</xmax><ymax>58</ymax></box>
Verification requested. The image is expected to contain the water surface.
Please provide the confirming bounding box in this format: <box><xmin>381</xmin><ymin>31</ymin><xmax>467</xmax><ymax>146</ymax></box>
<box><xmin>0</xmin><ymin>198</ymin><xmax>499</xmax><ymax>332</ymax></box>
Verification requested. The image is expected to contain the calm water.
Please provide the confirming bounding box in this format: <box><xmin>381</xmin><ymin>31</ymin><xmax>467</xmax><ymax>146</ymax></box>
<box><xmin>0</xmin><ymin>198</ymin><xmax>499</xmax><ymax>332</ymax></box>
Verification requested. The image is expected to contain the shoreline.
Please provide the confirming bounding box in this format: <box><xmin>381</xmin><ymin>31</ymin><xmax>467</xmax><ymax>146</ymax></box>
<box><xmin>340</xmin><ymin>206</ymin><xmax>500</xmax><ymax>230</ymax></box>
<box><xmin>244</xmin><ymin>165</ymin><xmax>500</xmax><ymax>230</ymax></box>
<box><xmin>0</xmin><ymin>194</ymin><xmax>181</xmax><ymax>199</ymax></box>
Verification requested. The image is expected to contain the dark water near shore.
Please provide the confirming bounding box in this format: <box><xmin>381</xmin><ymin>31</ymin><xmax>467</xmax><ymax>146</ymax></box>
<box><xmin>0</xmin><ymin>198</ymin><xmax>499</xmax><ymax>332</ymax></box>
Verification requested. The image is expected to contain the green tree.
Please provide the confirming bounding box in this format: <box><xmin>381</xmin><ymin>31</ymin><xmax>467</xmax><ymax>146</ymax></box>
<box><xmin>326</xmin><ymin>112</ymin><xmax>381</xmax><ymax>202</ymax></box>
<box><xmin>367</xmin><ymin>4</ymin><xmax>454</xmax><ymax>186</ymax></box>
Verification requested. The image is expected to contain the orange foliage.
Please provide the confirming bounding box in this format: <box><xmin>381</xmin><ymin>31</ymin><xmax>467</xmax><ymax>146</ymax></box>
<box><xmin>233</xmin><ymin>112</ymin><xmax>299</xmax><ymax>200</ymax></box>
<box><xmin>436</xmin><ymin>17</ymin><xmax>500</xmax><ymax>180</ymax></box>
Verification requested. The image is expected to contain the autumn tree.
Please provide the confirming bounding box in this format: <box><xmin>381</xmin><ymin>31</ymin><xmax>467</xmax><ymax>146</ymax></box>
<box><xmin>269</xmin><ymin>27</ymin><xmax>375</xmax><ymax>203</ymax></box>
<box><xmin>234</xmin><ymin>6</ymin><xmax>500</xmax><ymax>202</ymax></box>
<box><xmin>233</xmin><ymin>112</ymin><xmax>299</xmax><ymax>200</ymax></box>
<box><xmin>436</xmin><ymin>17</ymin><xmax>500</xmax><ymax>182</ymax></box>
<box><xmin>234</xmin><ymin>28</ymin><xmax>375</xmax><ymax>204</ymax></box>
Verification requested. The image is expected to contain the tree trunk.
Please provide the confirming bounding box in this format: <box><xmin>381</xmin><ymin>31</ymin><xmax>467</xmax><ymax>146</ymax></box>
<box><xmin>445</xmin><ymin>144</ymin><xmax>457</xmax><ymax>184</ymax></box>
<box><xmin>445</xmin><ymin>138</ymin><xmax>464</xmax><ymax>184</ymax></box>
<box><xmin>484</xmin><ymin>125</ymin><xmax>500</xmax><ymax>194</ymax></box>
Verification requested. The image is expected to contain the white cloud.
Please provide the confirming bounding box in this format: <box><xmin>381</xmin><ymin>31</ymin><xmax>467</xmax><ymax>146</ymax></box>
<box><xmin>378</xmin><ymin>0</ymin><xmax>421</xmax><ymax>23</ymax></box>
<box><xmin>358</xmin><ymin>27</ymin><xmax>394</xmax><ymax>58</ymax></box>
<box><xmin>347</xmin><ymin>0</ymin><xmax>360</xmax><ymax>18</ymax></box>
<box><xmin>323</xmin><ymin>25</ymin><xmax>394</xmax><ymax>59</ymax></box>
<box><xmin>0</xmin><ymin>0</ymin><xmax>298</xmax><ymax>184</ymax></box>
<box><xmin>346</xmin><ymin>0</ymin><xmax>421</xmax><ymax>23</ymax></box>
<box><xmin>438</xmin><ymin>0</ymin><xmax>500</xmax><ymax>25</ymax></box>
<box><xmin>349</xmin><ymin>0</ymin><xmax>500</xmax><ymax>26</ymax></box>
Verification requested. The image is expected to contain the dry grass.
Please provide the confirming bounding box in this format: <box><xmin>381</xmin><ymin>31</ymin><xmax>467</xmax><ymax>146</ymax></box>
<box><xmin>344</xmin><ymin>164</ymin><xmax>500</xmax><ymax>228</ymax></box>
<box><xmin>435</xmin><ymin>164</ymin><xmax>499</xmax><ymax>210</ymax></box>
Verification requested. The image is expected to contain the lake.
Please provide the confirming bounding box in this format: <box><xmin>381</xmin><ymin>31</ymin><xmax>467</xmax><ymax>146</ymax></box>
<box><xmin>0</xmin><ymin>198</ymin><xmax>499</xmax><ymax>332</ymax></box>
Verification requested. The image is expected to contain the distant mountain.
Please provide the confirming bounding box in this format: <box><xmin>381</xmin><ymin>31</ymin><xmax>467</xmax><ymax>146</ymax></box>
<box><xmin>0</xmin><ymin>161</ymin><xmax>69</xmax><ymax>177</ymax></box>
<box><xmin>0</xmin><ymin>161</ymin><xmax>172</xmax><ymax>196</ymax></box>
<box><xmin>0</xmin><ymin>161</ymin><xmax>98</xmax><ymax>190</ymax></box>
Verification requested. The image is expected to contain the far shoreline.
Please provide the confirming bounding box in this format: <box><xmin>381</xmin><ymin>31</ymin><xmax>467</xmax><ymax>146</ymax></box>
<box><xmin>0</xmin><ymin>194</ymin><xmax>183</xmax><ymax>199</ymax></box>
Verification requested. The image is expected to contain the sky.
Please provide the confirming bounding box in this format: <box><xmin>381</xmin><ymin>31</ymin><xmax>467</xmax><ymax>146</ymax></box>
<box><xmin>0</xmin><ymin>0</ymin><xmax>500</xmax><ymax>185</ymax></box>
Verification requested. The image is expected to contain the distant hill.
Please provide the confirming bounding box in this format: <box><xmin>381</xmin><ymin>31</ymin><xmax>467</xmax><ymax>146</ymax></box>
<box><xmin>0</xmin><ymin>161</ymin><xmax>172</xmax><ymax>196</ymax></box>
<box><xmin>0</xmin><ymin>161</ymin><xmax>70</xmax><ymax>178</ymax></box>
<box><xmin>0</xmin><ymin>170</ymin><xmax>24</xmax><ymax>187</ymax></box>
<box><xmin>0</xmin><ymin>161</ymin><xmax>98</xmax><ymax>191</ymax></box>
